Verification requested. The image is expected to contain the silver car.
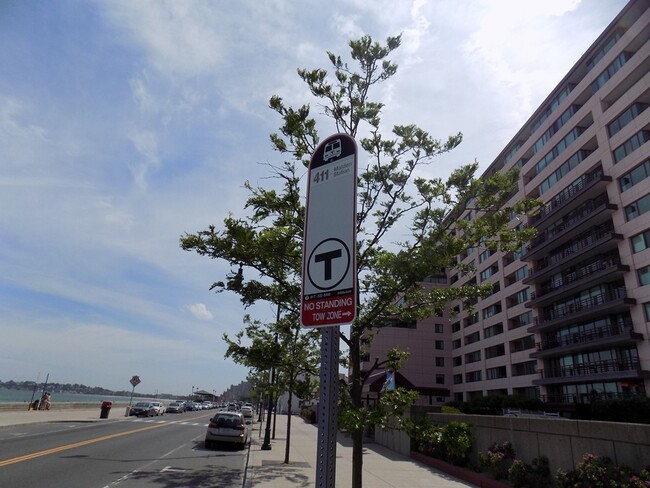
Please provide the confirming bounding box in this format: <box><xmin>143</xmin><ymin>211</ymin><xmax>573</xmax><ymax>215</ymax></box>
<box><xmin>204</xmin><ymin>412</ymin><xmax>249</xmax><ymax>449</ymax></box>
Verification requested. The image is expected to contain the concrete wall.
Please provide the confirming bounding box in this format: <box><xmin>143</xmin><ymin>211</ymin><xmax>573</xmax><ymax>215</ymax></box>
<box><xmin>374</xmin><ymin>413</ymin><xmax>650</xmax><ymax>473</ymax></box>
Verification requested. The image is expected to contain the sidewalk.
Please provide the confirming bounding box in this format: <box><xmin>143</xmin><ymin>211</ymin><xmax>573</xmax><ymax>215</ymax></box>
<box><xmin>0</xmin><ymin>407</ymin><xmax>476</xmax><ymax>487</ymax></box>
<box><xmin>246</xmin><ymin>414</ymin><xmax>476</xmax><ymax>488</ymax></box>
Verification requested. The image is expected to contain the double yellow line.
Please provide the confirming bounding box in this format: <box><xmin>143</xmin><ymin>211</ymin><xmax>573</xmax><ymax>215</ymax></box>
<box><xmin>0</xmin><ymin>423</ymin><xmax>168</xmax><ymax>468</ymax></box>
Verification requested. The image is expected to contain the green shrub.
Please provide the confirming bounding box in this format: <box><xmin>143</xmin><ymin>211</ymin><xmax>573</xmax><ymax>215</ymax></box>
<box><xmin>508</xmin><ymin>456</ymin><xmax>552</xmax><ymax>488</ymax></box>
<box><xmin>407</xmin><ymin>417</ymin><xmax>473</xmax><ymax>466</ymax></box>
<box><xmin>479</xmin><ymin>441</ymin><xmax>516</xmax><ymax>479</ymax></box>
<box><xmin>440</xmin><ymin>421</ymin><xmax>473</xmax><ymax>466</ymax></box>
<box><xmin>590</xmin><ymin>397</ymin><xmax>650</xmax><ymax>424</ymax></box>
<box><xmin>556</xmin><ymin>454</ymin><xmax>650</xmax><ymax>488</ymax></box>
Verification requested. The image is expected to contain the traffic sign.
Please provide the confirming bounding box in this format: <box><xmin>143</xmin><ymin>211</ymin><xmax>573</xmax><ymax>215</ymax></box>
<box><xmin>301</xmin><ymin>134</ymin><xmax>357</xmax><ymax>327</ymax></box>
<box><xmin>130</xmin><ymin>375</ymin><xmax>141</xmax><ymax>387</ymax></box>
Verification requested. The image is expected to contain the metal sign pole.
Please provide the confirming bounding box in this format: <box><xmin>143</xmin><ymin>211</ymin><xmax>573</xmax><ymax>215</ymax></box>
<box><xmin>316</xmin><ymin>326</ymin><xmax>339</xmax><ymax>488</ymax></box>
<box><xmin>302</xmin><ymin>134</ymin><xmax>357</xmax><ymax>488</ymax></box>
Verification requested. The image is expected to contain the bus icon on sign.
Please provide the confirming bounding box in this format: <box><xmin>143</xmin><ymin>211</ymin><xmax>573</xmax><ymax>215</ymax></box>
<box><xmin>323</xmin><ymin>139</ymin><xmax>342</xmax><ymax>161</ymax></box>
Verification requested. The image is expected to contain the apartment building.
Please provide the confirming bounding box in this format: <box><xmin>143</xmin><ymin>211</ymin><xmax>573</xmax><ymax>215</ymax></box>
<box><xmin>361</xmin><ymin>0</ymin><xmax>650</xmax><ymax>413</ymax></box>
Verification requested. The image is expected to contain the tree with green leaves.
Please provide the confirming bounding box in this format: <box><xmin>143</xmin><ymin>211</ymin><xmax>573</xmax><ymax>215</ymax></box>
<box><xmin>222</xmin><ymin>313</ymin><xmax>319</xmax><ymax>463</ymax></box>
<box><xmin>181</xmin><ymin>34</ymin><xmax>540</xmax><ymax>488</ymax></box>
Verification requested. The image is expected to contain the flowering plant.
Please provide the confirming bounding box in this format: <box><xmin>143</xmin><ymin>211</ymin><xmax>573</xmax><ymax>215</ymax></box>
<box><xmin>479</xmin><ymin>441</ymin><xmax>516</xmax><ymax>479</ymax></box>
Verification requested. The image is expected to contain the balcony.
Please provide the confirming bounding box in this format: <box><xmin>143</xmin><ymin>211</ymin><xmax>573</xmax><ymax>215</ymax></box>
<box><xmin>540</xmin><ymin>391</ymin><xmax>647</xmax><ymax>405</ymax></box>
<box><xmin>523</xmin><ymin>197</ymin><xmax>617</xmax><ymax>261</ymax></box>
<box><xmin>533</xmin><ymin>359</ymin><xmax>650</xmax><ymax>386</ymax></box>
<box><xmin>525</xmin><ymin>258</ymin><xmax>629</xmax><ymax>307</ymax></box>
<box><xmin>528</xmin><ymin>288</ymin><xmax>635</xmax><ymax>333</ymax></box>
<box><xmin>531</xmin><ymin>323</ymin><xmax>643</xmax><ymax>358</ymax></box>
<box><xmin>524</xmin><ymin>226</ymin><xmax>623</xmax><ymax>284</ymax></box>
<box><xmin>530</xmin><ymin>168</ymin><xmax>611</xmax><ymax>231</ymax></box>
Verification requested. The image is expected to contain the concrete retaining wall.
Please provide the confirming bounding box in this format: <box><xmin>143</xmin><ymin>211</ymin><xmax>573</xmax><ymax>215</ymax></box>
<box><xmin>374</xmin><ymin>413</ymin><xmax>650</xmax><ymax>473</ymax></box>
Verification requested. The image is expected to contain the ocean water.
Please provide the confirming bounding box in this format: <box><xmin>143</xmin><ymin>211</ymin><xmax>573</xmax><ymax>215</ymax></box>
<box><xmin>0</xmin><ymin>388</ymin><xmax>161</xmax><ymax>405</ymax></box>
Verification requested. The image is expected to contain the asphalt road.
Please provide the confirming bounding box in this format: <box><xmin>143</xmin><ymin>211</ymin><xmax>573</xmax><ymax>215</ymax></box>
<box><xmin>0</xmin><ymin>410</ymin><xmax>251</xmax><ymax>488</ymax></box>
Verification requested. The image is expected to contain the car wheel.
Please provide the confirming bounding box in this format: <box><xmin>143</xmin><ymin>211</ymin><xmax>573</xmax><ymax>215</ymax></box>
<box><xmin>205</xmin><ymin>439</ymin><xmax>212</xmax><ymax>449</ymax></box>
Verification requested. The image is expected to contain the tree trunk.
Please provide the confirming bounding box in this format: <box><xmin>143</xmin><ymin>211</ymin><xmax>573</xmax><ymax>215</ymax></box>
<box><xmin>284</xmin><ymin>389</ymin><xmax>293</xmax><ymax>464</ymax></box>
<box><xmin>350</xmin><ymin>329</ymin><xmax>364</xmax><ymax>488</ymax></box>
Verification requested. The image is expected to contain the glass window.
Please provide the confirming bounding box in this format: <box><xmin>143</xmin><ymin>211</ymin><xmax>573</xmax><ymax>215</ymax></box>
<box><xmin>608</xmin><ymin>103</ymin><xmax>648</xmax><ymax>137</ymax></box>
<box><xmin>626</xmin><ymin>193</ymin><xmax>650</xmax><ymax>221</ymax></box>
<box><xmin>484</xmin><ymin>322</ymin><xmax>504</xmax><ymax>338</ymax></box>
<box><xmin>619</xmin><ymin>160</ymin><xmax>650</xmax><ymax>192</ymax></box>
<box><xmin>632</xmin><ymin>229</ymin><xmax>650</xmax><ymax>253</ymax></box>
<box><xmin>645</xmin><ymin>303</ymin><xmax>650</xmax><ymax>321</ymax></box>
<box><xmin>435</xmin><ymin>357</ymin><xmax>445</xmax><ymax>367</ymax></box>
<box><xmin>435</xmin><ymin>340</ymin><xmax>444</xmax><ymax>350</ymax></box>
<box><xmin>613</xmin><ymin>130</ymin><xmax>650</xmax><ymax>164</ymax></box>
<box><xmin>638</xmin><ymin>265</ymin><xmax>650</xmax><ymax>286</ymax></box>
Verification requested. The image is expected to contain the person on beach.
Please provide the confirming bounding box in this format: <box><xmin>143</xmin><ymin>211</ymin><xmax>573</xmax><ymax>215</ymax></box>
<box><xmin>39</xmin><ymin>392</ymin><xmax>51</xmax><ymax>410</ymax></box>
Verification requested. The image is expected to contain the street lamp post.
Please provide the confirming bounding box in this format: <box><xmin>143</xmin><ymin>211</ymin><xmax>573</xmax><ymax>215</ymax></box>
<box><xmin>261</xmin><ymin>304</ymin><xmax>281</xmax><ymax>451</ymax></box>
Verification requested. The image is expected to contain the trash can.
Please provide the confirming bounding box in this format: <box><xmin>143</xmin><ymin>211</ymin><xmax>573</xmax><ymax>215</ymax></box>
<box><xmin>100</xmin><ymin>401</ymin><xmax>112</xmax><ymax>419</ymax></box>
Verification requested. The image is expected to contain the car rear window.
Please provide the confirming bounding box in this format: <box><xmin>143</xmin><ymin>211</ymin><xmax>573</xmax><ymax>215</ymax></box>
<box><xmin>214</xmin><ymin>416</ymin><xmax>242</xmax><ymax>426</ymax></box>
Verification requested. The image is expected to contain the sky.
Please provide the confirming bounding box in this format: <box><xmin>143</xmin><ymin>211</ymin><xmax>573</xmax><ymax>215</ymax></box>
<box><xmin>0</xmin><ymin>0</ymin><xmax>628</xmax><ymax>397</ymax></box>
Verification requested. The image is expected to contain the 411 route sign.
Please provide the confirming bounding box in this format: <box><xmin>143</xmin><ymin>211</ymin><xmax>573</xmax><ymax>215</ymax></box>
<box><xmin>301</xmin><ymin>134</ymin><xmax>357</xmax><ymax>328</ymax></box>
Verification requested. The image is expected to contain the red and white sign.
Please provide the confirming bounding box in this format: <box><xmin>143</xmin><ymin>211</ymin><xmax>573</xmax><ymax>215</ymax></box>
<box><xmin>301</xmin><ymin>134</ymin><xmax>357</xmax><ymax>327</ymax></box>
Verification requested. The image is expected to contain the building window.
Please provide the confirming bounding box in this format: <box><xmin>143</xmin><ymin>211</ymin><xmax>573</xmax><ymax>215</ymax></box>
<box><xmin>452</xmin><ymin>356</ymin><xmax>462</xmax><ymax>366</ymax></box>
<box><xmin>534</xmin><ymin>126</ymin><xmax>585</xmax><ymax>176</ymax></box>
<box><xmin>632</xmin><ymin>229</ymin><xmax>650</xmax><ymax>253</ymax></box>
<box><xmin>509</xmin><ymin>311</ymin><xmax>532</xmax><ymax>330</ymax></box>
<box><xmin>533</xmin><ymin>104</ymin><xmax>580</xmax><ymax>155</ymax></box>
<box><xmin>452</xmin><ymin>339</ymin><xmax>461</xmax><ymax>349</ymax></box>
<box><xmin>591</xmin><ymin>51</ymin><xmax>633</xmax><ymax>94</ymax></box>
<box><xmin>587</xmin><ymin>28</ymin><xmax>624</xmax><ymax>71</ymax></box>
<box><xmin>436</xmin><ymin>374</ymin><xmax>445</xmax><ymax>385</ymax></box>
<box><xmin>509</xmin><ymin>288</ymin><xmax>531</xmax><ymax>306</ymax></box>
<box><xmin>619</xmin><ymin>159</ymin><xmax>650</xmax><ymax>192</ymax></box>
<box><xmin>484</xmin><ymin>322</ymin><xmax>504</xmax><ymax>338</ymax></box>
<box><xmin>509</xmin><ymin>335</ymin><xmax>536</xmax><ymax>353</ymax></box>
<box><xmin>538</xmin><ymin>149</ymin><xmax>592</xmax><ymax>195</ymax></box>
<box><xmin>512</xmin><ymin>360</ymin><xmax>538</xmax><ymax>376</ymax></box>
<box><xmin>485</xmin><ymin>344</ymin><xmax>505</xmax><ymax>359</ymax></box>
<box><xmin>465</xmin><ymin>331</ymin><xmax>481</xmax><ymax>345</ymax></box>
<box><xmin>483</xmin><ymin>303</ymin><xmax>502</xmax><ymax>319</ymax></box>
<box><xmin>480</xmin><ymin>265</ymin><xmax>498</xmax><ymax>281</ymax></box>
<box><xmin>453</xmin><ymin>374</ymin><xmax>463</xmax><ymax>385</ymax></box>
<box><xmin>466</xmin><ymin>370</ymin><xmax>482</xmax><ymax>383</ymax></box>
<box><xmin>435</xmin><ymin>357</ymin><xmax>445</xmax><ymax>367</ymax></box>
<box><xmin>435</xmin><ymin>323</ymin><xmax>444</xmax><ymax>333</ymax></box>
<box><xmin>638</xmin><ymin>265</ymin><xmax>650</xmax><ymax>286</ymax></box>
<box><xmin>613</xmin><ymin>130</ymin><xmax>650</xmax><ymax>164</ymax></box>
<box><xmin>645</xmin><ymin>303</ymin><xmax>650</xmax><ymax>321</ymax></box>
<box><xmin>625</xmin><ymin>193</ymin><xmax>650</xmax><ymax>221</ymax></box>
<box><xmin>465</xmin><ymin>350</ymin><xmax>481</xmax><ymax>363</ymax></box>
<box><xmin>486</xmin><ymin>366</ymin><xmax>507</xmax><ymax>380</ymax></box>
<box><xmin>532</xmin><ymin>83</ymin><xmax>574</xmax><ymax>133</ymax></box>
<box><xmin>479</xmin><ymin>249</ymin><xmax>495</xmax><ymax>263</ymax></box>
<box><xmin>435</xmin><ymin>340</ymin><xmax>445</xmax><ymax>350</ymax></box>
<box><xmin>451</xmin><ymin>321</ymin><xmax>461</xmax><ymax>333</ymax></box>
<box><xmin>608</xmin><ymin>102</ymin><xmax>648</xmax><ymax>137</ymax></box>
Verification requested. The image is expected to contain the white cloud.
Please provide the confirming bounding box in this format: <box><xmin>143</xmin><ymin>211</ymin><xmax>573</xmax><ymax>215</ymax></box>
<box><xmin>188</xmin><ymin>303</ymin><xmax>214</xmax><ymax>321</ymax></box>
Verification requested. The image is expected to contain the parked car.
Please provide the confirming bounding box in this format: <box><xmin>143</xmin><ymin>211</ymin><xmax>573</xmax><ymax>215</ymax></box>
<box><xmin>204</xmin><ymin>412</ymin><xmax>249</xmax><ymax>449</ymax></box>
<box><xmin>151</xmin><ymin>401</ymin><xmax>165</xmax><ymax>415</ymax></box>
<box><xmin>129</xmin><ymin>402</ymin><xmax>156</xmax><ymax>417</ymax></box>
<box><xmin>240</xmin><ymin>405</ymin><xmax>253</xmax><ymax>419</ymax></box>
<box><xmin>167</xmin><ymin>401</ymin><xmax>186</xmax><ymax>413</ymax></box>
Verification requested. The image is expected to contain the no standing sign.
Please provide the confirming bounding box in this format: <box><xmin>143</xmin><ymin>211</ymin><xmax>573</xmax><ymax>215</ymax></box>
<box><xmin>301</xmin><ymin>134</ymin><xmax>357</xmax><ymax>328</ymax></box>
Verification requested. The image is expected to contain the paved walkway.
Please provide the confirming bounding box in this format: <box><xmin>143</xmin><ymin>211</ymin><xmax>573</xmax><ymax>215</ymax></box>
<box><xmin>0</xmin><ymin>406</ymin><xmax>476</xmax><ymax>488</ymax></box>
<box><xmin>246</xmin><ymin>414</ymin><xmax>476</xmax><ymax>488</ymax></box>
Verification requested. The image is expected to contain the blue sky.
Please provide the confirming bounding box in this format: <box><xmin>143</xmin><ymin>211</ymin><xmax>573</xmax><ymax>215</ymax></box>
<box><xmin>0</xmin><ymin>0</ymin><xmax>627</xmax><ymax>396</ymax></box>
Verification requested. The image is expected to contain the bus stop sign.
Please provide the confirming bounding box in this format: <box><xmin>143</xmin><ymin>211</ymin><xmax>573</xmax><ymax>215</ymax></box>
<box><xmin>301</xmin><ymin>134</ymin><xmax>357</xmax><ymax>327</ymax></box>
